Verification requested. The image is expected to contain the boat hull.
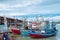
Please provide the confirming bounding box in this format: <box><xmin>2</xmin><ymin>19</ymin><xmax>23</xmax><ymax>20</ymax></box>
<box><xmin>30</xmin><ymin>34</ymin><xmax>47</xmax><ymax>38</ymax></box>
<box><xmin>11</xmin><ymin>29</ymin><xmax>20</xmax><ymax>34</ymax></box>
<box><xmin>29</xmin><ymin>31</ymin><xmax>57</xmax><ymax>38</ymax></box>
<box><xmin>20</xmin><ymin>29</ymin><xmax>29</xmax><ymax>36</ymax></box>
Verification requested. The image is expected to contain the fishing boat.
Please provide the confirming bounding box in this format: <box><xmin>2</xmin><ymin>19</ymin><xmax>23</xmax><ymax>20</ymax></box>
<box><xmin>20</xmin><ymin>16</ymin><xmax>43</xmax><ymax>36</ymax></box>
<box><xmin>11</xmin><ymin>28</ymin><xmax>20</xmax><ymax>34</ymax></box>
<box><xmin>20</xmin><ymin>17</ymin><xmax>32</xmax><ymax>36</ymax></box>
<box><xmin>9</xmin><ymin>22</ymin><xmax>21</xmax><ymax>34</ymax></box>
<box><xmin>11</xmin><ymin>16</ymin><xmax>30</xmax><ymax>35</ymax></box>
<box><xmin>29</xmin><ymin>24</ymin><xmax>57</xmax><ymax>38</ymax></box>
<box><xmin>29</xmin><ymin>29</ymin><xmax>57</xmax><ymax>38</ymax></box>
<box><xmin>11</xmin><ymin>23</ymin><xmax>23</xmax><ymax>34</ymax></box>
<box><xmin>20</xmin><ymin>16</ymin><xmax>45</xmax><ymax>36</ymax></box>
<box><xmin>11</xmin><ymin>29</ymin><xmax>20</xmax><ymax>34</ymax></box>
<box><xmin>10</xmin><ymin>16</ymin><xmax>21</xmax><ymax>34</ymax></box>
<box><xmin>29</xmin><ymin>17</ymin><xmax>57</xmax><ymax>38</ymax></box>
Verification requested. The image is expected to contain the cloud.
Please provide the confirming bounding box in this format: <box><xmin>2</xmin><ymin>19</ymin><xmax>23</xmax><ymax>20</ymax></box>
<box><xmin>0</xmin><ymin>0</ymin><xmax>43</xmax><ymax>9</ymax></box>
<box><xmin>0</xmin><ymin>0</ymin><xmax>60</xmax><ymax>19</ymax></box>
<box><xmin>1</xmin><ymin>3</ymin><xmax>60</xmax><ymax>15</ymax></box>
<box><xmin>0</xmin><ymin>3</ymin><xmax>31</xmax><ymax>10</ymax></box>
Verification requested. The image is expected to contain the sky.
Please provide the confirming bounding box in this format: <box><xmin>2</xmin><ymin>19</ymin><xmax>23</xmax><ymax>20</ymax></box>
<box><xmin>0</xmin><ymin>0</ymin><xmax>60</xmax><ymax>22</ymax></box>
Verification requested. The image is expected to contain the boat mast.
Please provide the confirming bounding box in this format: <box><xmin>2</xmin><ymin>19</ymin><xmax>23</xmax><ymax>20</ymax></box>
<box><xmin>22</xmin><ymin>16</ymin><xmax>26</xmax><ymax>29</ymax></box>
<box><xmin>50</xmin><ymin>20</ymin><xmax>52</xmax><ymax>29</ymax></box>
<box><xmin>51</xmin><ymin>17</ymin><xmax>56</xmax><ymax>29</ymax></box>
<box><xmin>13</xmin><ymin>16</ymin><xmax>17</xmax><ymax>28</ymax></box>
<box><xmin>41</xmin><ymin>16</ymin><xmax>45</xmax><ymax>30</ymax></box>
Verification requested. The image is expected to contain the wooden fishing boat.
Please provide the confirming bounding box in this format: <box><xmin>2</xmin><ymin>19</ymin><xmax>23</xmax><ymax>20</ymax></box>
<box><xmin>10</xmin><ymin>16</ymin><xmax>21</xmax><ymax>34</ymax></box>
<box><xmin>11</xmin><ymin>28</ymin><xmax>20</xmax><ymax>34</ymax></box>
<box><xmin>10</xmin><ymin>24</ymin><xmax>20</xmax><ymax>34</ymax></box>
<box><xmin>29</xmin><ymin>19</ymin><xmax>57</xmax><ymax>38</ymax></box>
<box><xmin>29</xmin><ymin>30</ymin><xmax>57</xmax><ymax>38</ymax></box>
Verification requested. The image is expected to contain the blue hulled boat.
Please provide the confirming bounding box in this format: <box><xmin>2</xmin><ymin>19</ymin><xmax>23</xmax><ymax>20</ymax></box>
<box><xmin>29</xmin><ymin>29</ymin><xmax>57</xmax><ymax>38</ymax></box>
<box><xmin>29</xmin><ymin>20</ymin><xmax>57</xmax><ymax>38</ymax></box>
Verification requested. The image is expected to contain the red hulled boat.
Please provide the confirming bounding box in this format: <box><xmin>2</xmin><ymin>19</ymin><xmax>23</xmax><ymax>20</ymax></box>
<box><xmin>29</xmin><ymin>34</ymin><xmax>47</xmax><ymax>38</ymax></box>
<box><xmin>11</xmin><ymin>28</ymin><xmax>20</xmax><ymax>34</ymax></box>
<box><xmin>29</xmin><ymin>30</ymin><xmax>57</xmax><ymax>38</ymax></box>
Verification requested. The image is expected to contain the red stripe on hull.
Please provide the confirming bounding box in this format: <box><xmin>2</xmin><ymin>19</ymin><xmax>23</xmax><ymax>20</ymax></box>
<box><xmin>11</xmin><ymin>29</ymin><xmax>20</xmax><ymax>34</ymax></box>
<box><xmin>29</xmin><ymin>34</ymin><xmax>47</xmax><ymax>38</ymax></box>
